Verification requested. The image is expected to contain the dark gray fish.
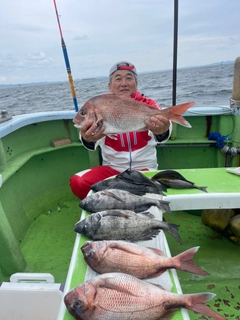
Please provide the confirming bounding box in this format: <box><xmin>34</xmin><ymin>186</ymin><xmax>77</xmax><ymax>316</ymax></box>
<box><xmin>152</xmin><ymin>170</ymin><xmax>190</xmax><ymax>181</ymax></box>
<box><xmin>118</xmin><ymin>169</ymin><xmax>166</xmax><ymax>190</ymax></box>
<box><xmin>91</xmin><ymin>178</ymin><xmax>164</xmax><ymax>196</ymax></box>
<box><xmin>151</xmin><ymin>170</ymin><xmax>208</xmax><ymax>193</ymax></box>
<box><xmin>91</xmin><ymin>169</ymin><xmax>167</xmax><ymax>196</ymax></box>
<box><xmin>74</xmin><ymin>210</ymin><xmax>182</xmax><ymax>243</ymax></box>
<box><xmin>79</xmin><ymin>189</ymin><xmax>171</xmax><ymax>213</ymax></box>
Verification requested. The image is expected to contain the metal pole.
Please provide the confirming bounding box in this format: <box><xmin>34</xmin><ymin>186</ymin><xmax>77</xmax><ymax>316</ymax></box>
<box><xmin>172</xmin><ymin>0</ymin><xmax>178</xmax><ymax>106</ymax></box>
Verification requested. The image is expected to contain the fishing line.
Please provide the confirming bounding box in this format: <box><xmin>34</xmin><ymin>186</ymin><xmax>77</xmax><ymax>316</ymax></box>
<box><xmin>53</xmin><ymin>0</ymin><xmax>78</xmax><ymax>111</ymax></box>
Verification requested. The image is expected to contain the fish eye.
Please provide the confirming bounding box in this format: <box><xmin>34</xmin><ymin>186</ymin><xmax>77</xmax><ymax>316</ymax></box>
<box><xmin>86</xmin><ymin>249</ymin><xmax>95</xmax><ymax>259</ymax></box>
<box><xmin>79</xmin><ymin>108</ymin><xmax>86</xmax><ymax>116</ymax></box>
<box><xmin>83</xmin><ymin>224</ymin><xmax>88</xmax><ymax>232</ymax></box>
<box><xmin>72</xmin><ymin>299</ymin><xmax>84</xmax><ymax>312</ymax></box>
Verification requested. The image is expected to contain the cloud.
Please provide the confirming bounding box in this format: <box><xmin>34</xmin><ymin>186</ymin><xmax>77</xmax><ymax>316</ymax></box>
<box><xmin>73</xmin><ymin>34</ymin><xmax>89</xmax><ymax>41</ymax></box>
<box><xmin>27</xmin><ymin>51</ymin><xmax>53</xmax><ymax>64</ymax></box>
<box><xmin>0</xmin><ymin>0</ymin><xmax>240</xmax><ymax>84</ymax></box>
<box><xmin>0</xmin><ymin>53</ymin><xmax>24</xmax><ymax>73</ymax></box>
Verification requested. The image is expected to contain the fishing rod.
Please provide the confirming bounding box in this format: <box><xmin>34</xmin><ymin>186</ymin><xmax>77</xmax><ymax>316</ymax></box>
<box><xmin>53</xmin><ymin>0</ymin><xmax>78</xmax><ymax>111</ymax></box>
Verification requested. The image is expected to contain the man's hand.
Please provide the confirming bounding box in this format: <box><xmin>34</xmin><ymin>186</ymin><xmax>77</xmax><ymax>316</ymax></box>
<box><xmin>80</xmin><ymin>119</ymin><xmax>105</xmax><ymax>143</ymax></box>
<box><xmin>145</xmin><ymin>115</ymin><xmax>170</xmax><ymax>135</ymax></box>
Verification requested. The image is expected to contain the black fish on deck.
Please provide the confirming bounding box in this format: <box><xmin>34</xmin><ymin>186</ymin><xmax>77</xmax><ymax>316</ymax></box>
<box><xmin>151</xmin><ymin>170</ymin><xmax>208</xmax><ymax>193</ymax></box>
<box><xmin>79</xmin><ymin>189</ymin><xmax>172</xmax><ymax>214</ymax></box>
<box><xmin>91</xmin><ymin>169</ymin><xmax>167</xmax><ymax>196</ymax></box>
<box><xmin>74</xmin><ymin>210</ymin><xmax>182</xmax><ymax>243</ymax></box>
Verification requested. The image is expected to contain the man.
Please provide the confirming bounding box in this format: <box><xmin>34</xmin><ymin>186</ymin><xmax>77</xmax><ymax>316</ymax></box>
<box><xmin>70</xmin><ymin>61</ymin><xmax>172</xmax><ymax>199</ymax></box>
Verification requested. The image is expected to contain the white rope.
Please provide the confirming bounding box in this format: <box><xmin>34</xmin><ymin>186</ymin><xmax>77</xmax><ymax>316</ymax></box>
<box><xmin>230</xmin><ymin>98</ymin><xmax>240</xmax><ymax>107</ymax></box>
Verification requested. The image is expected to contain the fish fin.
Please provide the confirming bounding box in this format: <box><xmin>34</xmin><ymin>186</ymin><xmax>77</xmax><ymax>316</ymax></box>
<box><xmin>157</xmin><ymin>200</ymin><xmax>172</xmax><ymax>214</ymax></box>
<box><xmin>103</xmin><ymin>210</ymin><xmax>132</xmax><ymax>219</ymax></box>
<box><xmin>127</xmin><ymin>229</ymin><xmax>161</xmax><ymax>242</ymax></box>
<box><xmin>95</xmin><ymin>113</ymin><xmax>103</xmax><ymax>125</ymax></box>
<box><xmin>186</xmin><ymin>293</ymin><xmax>226</xmax><ymax>320</ymax></box>
<box><xmin>101</xmin><ymin>191</ymin><xmax>125</xmax><ymax>202</ymax></box>
<box><xmin>137</xmin><ymin>211</ymin><xmax>155</xmax><ymax>219</ymax></box>
<box><xmin>108</xmin><ymin>241</ymin><xmax>146</xmax><ymax>255</ymax></box>
<box><xmin>195</xmin><ymin>186</ymin><xmax>208</xmax><ymax>193</ymax></box>
<box><xmin>160</xmin><ymin>221</ymin><xmax>182</xmax><ymax>244</ymax></box>
<box><xmin>161</xmin><ymin>102</ymin><xmax>195</xmax><ymax>128</ymax></box>
<box><xmin>174</xmin><ymin>246</ymin><xmax>209</xmax><ymax>275</ymax></box>
<box><xmin>146</xmin><ymin>247</ymin><xmax>165</xmax><ymax>256</ymax></box>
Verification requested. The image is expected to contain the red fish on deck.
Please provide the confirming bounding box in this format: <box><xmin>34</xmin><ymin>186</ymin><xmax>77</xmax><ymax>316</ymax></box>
<box><xmin>64</xmin><ymin>272</ymin><xmax>226</xmax><ymax>320</ymax></box>
<box><xmin>81</xmin><ymin>240</ymin><xmax>208</xmax><ymax>279</ymax></box>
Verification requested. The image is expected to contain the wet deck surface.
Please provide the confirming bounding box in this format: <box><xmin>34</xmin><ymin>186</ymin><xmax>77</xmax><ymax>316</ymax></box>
<box><xmin>20</xmin><ymin>199</ymin><xmax>80</xmax><ymax>283</ymax></box>
<box><xmin>164</xmin><ymin>210</ymin><xmax>240</xmax><ymax>320</ymax></box>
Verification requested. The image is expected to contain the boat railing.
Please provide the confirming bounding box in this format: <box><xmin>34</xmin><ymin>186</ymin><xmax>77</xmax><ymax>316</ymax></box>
<box><xmin>0</xmin><ymin>111</ymin><xmax>76</xmax><ymax>138</ymax></box>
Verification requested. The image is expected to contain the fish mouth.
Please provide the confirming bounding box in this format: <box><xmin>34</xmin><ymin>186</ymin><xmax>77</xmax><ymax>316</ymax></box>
<box><xmin>74</xmin><ymin>124</ymin><xmax>81</xmax><ymax>129</ymax></box>
<box><xmin>74</xmin><ymin>219</ymin><xmax>81</xmax><ymax>226</ymax></box>
<box><xmin>81</xmin><ymin>242</ymin><xmax>92</xmax><ymax>252</ymax></box>
<box><xmin>74</xmin><ymin>220</ymin><xmax>83</xmax><ymax>233</ymax></box>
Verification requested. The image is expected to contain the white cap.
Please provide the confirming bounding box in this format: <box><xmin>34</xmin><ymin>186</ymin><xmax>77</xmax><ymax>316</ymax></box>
<box><xmin>109</xmin><ymin>61</ymin><xmax>137</xmax><ymax>77</ymax></box>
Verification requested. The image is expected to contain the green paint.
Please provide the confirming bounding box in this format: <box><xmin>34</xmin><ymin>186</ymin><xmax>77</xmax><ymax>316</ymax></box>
<box><xmin>0</xmin><ymin>201</ymin><xmax>26</xmax><ymax>276</ymax></box>
<box><xmin>145</xmin><ymin>168</ymin><xmax>240</xmax><ymax>194</ymax></box>
<box><xmin>20</xmin><ymin>199</ymin><xmax>80</xmax><ymax>283</ymax></box>
<box><xmin>0</xmin><ymin>146</ymin><xmax>88</xmax><ymax>280</ymax></box>
<box><xmin>164</xmin><ymin>211</ymin><xmax>240</xmax><ymax>319</ymax></box>
<box><xmin>1</xmin><ymin>114</ymin><xmax>240</xmax><ymax>318</ymax></box>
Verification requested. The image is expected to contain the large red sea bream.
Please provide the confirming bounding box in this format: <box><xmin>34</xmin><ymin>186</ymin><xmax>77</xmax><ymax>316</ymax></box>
<box><xmin>73</xmin><ymin>94</ymin><xmax>195</xmax><ymax>135</ymax></box>
<box><xmin>64</xmin><ymin>272</ymin><xmax>225</xmax><ymax>320</ymax></box>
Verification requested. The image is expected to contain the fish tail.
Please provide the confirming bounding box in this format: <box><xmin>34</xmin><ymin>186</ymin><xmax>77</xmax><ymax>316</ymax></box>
<box><xmin>157</xmin><ymin>200</ymin><xmax>172</xmax><ymax>214</ymax></box>
<box><xmin>187</xmin><ymin>293</ymin><xmax>226</xmax><ymax>320</ymax></box>
<box><xmin>197</xmin><ymin>186</ymin><xmax>208</xmax><ymax>193</ymax></box>
<box><xmin>161</xmin><ymin>102</ymin><xmax>195</xmax><ymax>128</ymax></box>
<box><xmin>174</xmin><ymin>246</ymin><xmax>209</xmax><ymax>275</ymax></box>
<box><xmin>161</xmin><ymin>221</ymin><xmax>182</xmax><ymax>244</ymax></box>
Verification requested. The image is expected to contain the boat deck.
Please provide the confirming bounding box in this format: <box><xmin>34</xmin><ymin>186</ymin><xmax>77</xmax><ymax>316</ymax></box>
<box><xmin>164</xmin><ymin>210</ymin><xmax>240</xmax><ymax>320</ymax></box>
<box><xmin>58</xmin><ymin>168</ymin><xmax>240</xmax><ymax>320</ymax></box>
<box><xmin>147</xmin><ymin>167</ymin><xmax>240</xmax><ymax>210</ymax></box>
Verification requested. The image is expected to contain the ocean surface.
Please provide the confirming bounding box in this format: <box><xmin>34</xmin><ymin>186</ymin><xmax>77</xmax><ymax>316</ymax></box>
<box><xmin>0</xmin><ymin>63</ymin><xmax>234</xmax><ymax>116</ymax></box>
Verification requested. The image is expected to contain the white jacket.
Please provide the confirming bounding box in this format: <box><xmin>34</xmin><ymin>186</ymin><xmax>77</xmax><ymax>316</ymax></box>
<box><xmin>81</xmin><ymin>124</ymin><xmax>172</xmax><ymax>172</ymax></box>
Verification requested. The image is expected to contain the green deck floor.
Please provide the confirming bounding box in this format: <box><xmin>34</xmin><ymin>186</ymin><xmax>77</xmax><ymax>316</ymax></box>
<box><xmin>19</xmin><ymin>199</ymin><xmax>80</xmax><ymax>283</ymax></box>
<box><xmin>164</xmin><ymin>210</ymin><xmax>240</xmax><ymax>320</ymax></box>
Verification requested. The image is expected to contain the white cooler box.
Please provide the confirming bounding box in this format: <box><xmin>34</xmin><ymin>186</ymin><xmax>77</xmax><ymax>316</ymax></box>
<box><xmin>0</xmin><ymin>273</ymin><xmax>64</xmax><ymax>320</ymax></box>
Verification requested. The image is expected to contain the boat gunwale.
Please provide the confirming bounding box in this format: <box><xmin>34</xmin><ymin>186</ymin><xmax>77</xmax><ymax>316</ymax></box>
<box><xmin>0</xmin><ymin>111</ymin><xmax>76</xmax><ymax>138</ymax></box>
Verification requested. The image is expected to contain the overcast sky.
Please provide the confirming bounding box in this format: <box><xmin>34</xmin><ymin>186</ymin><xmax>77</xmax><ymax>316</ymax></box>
<box><xmin>0</xmin><ymin>0</ymin><xmax>239</xmax><ymax>85</ymax></box>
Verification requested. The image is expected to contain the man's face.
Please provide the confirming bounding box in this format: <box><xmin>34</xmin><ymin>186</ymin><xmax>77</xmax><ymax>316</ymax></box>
<box><xmin>108</xmin><ymin>70</ymin><xmax>137</xmax><ymax>96</ymax></box>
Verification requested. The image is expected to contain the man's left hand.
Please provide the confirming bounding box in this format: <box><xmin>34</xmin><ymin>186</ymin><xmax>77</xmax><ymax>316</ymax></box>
<box><xmin>145</xmin><ymin>115</ymin><xmax>170</xmax><ymax>135</ymax></box>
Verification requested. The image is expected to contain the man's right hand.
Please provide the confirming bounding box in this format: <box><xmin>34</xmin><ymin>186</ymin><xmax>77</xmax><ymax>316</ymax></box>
<box><xmin>80</xmin><ymin>119</ymin><xmax>105</xmax><ymax>143</ymax></box>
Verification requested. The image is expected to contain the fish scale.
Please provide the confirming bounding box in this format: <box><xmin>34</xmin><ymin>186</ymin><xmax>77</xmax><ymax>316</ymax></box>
<box><xmin>81</xmin><ymin>240</ymin><xmax>208</xmax><ymax>279</ymax></box>
<box><xmin>74</xmin><ymin>210</ymin><xmax>182</xmax><ymax>243</ymax></box>
<box><xmin>91</xmin><ymin>169</ymin><xmax>166</xmax><ymax>195</ymax></box>
<box><xmin>73</xmin><ymin>94</ymin><xmax>195</xmax><ymax>135</ymax></box>
<box><xmin>79</xmin><ymin>189</ymin><xmax>171</xmax><ymax>213</ymax></box>
<box><xmin>64</xmin><ymin>273</ymin><xmax>225</xmax><ymax>320</ymax></box>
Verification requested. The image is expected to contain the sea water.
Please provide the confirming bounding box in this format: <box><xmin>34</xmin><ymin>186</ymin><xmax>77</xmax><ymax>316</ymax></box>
<box><xmin>0</xmin><ymin>63</ymin><xmax>234</xmax><ymax>116</ymax></box>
